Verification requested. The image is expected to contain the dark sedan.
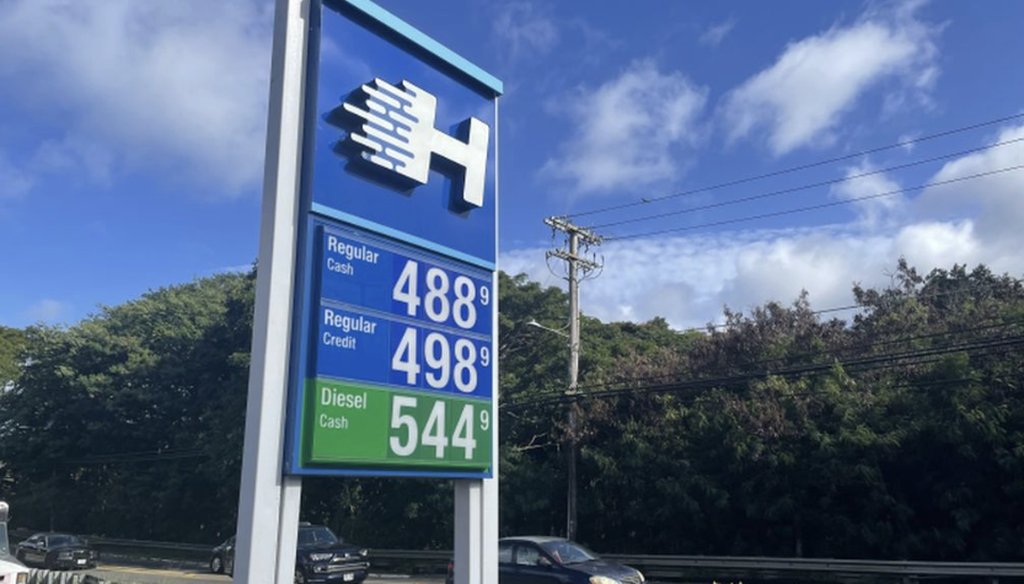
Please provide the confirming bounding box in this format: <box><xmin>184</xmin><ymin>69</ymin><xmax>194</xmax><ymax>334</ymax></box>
<box><xmin>497</xmin><ymin>537</ymin><xmax>644</xmax><ymax>584</ymax></box>
<box><xmin>210</xmin><ymin>524</ymin><xmax>369</xmax><ymax>583</ymax></box>
<box><xmin>15</xmin><ymin>533</ymin><xmax>96</xmax><ymax>570</ymax></box>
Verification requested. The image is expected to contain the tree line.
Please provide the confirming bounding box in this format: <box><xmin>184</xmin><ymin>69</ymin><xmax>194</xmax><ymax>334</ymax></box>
<box><xmin>1</xmin><ymin>261</ymin><xmax>1023</xmax><ymax>561</ymax></box>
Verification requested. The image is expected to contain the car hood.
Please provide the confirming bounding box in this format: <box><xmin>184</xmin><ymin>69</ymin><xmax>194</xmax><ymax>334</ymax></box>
<box><xmin>1</xmin><ymin>553</ymin><xmax>28</xmax><ymax>571</ymax></box>
<box><xmin>566</xmin><ymin>559</ymin><xmax>639</xmax><ymax>580</ymax></box>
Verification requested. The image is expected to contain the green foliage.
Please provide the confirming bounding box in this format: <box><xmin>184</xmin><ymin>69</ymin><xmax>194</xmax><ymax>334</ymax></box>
<box><xmin>0</xmin><ymin>325</ymin><xmax>26</xmax><ymax>388</ymax></box>
<box><xmin>2</xmin><ymin>262</ymin><xmax>1024</xmax><ymax>563</ymax></box>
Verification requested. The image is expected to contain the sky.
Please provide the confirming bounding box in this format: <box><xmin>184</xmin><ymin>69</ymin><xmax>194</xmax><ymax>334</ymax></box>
<box><xmin>2</xmin><ymin>0</ymin><xmax>1024</xmax><ymax>331</ymax></box>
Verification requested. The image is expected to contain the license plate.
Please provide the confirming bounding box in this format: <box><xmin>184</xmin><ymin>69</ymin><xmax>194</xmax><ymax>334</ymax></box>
<box><xmin>77</xmin><ymin>559</ymin><xmax>87</xmax><ymax>565</ymax></box>
<box><xmin>344</xmin><ymin>573</ymin><xmax>355</xmax><ymax>582</ymax></box>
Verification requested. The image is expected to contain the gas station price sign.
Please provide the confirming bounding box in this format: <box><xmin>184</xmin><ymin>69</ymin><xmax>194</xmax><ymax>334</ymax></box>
<box><xmin>301</xmin><ymin>226</ymin><xmax>493</xmax><ymax>471</ymax></box>
<box><xmin>282</xmin><ymin>0</ymin><xmax>501</xmax><ymax>479</ymax></box>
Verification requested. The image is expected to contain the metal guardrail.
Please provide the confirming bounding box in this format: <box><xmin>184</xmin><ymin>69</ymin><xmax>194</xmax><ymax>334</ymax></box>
<box><xmin>13</xmin><ymin>530</ymin><xmax>1024</xmax><ymax>582</ymax></box>
<box><xmin>602</xmin><ymin>553</ymin><xmax>1024</xmax><ymax>581</ymax></box>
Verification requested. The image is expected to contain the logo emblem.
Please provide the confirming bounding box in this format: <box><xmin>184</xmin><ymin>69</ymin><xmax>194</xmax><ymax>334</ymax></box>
<box><xmin>336</xmin><ymin>78</ymin><xmax>490</xmax><ymax>208</ymax></box>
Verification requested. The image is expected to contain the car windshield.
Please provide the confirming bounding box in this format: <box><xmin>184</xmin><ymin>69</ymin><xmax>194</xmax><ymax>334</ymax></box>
<box><xmin>539</xmin><ymin>541</ymin><xmax>598</xmax><ymax>565</ymax></box>
<box><xmin>48</xmin><ymin>535</ymin><xmax>81</xmax><ymax>547</ymax></box>
<box><xmin>298</xmin><ymin>527</ymin><xmax>338</xmax><ymax>546</ymax></box>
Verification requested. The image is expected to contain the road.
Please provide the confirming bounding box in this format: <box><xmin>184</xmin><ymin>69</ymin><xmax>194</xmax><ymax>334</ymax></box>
<box><xmin>82</xmin><ymin>565</ymin><xmax>444</xmax><ymax>584</ymax></box>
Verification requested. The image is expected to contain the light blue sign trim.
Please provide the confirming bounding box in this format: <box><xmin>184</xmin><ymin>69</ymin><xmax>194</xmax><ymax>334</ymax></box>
<box><xmin>341</xmin><ymin>0</ymin><xmax>503</xmax><ymax>96</ymax></box>
<box><xmin>312</xmin><ymin>202</ymin><xmax>497</xmax><ymax>271</ymax></box>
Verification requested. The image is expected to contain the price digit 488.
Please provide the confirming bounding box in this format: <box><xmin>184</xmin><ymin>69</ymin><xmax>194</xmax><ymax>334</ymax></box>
<box><xmin>393</xmin><ymin>260</ymin><xmax>489</xmax><ymax>331</ymax></box>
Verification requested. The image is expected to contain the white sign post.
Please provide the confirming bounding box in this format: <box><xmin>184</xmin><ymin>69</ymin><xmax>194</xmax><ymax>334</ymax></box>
<box><xmin>234</xmin><ymin>0</ymin><xmax>308</xmax><ymax>581</ymax></box>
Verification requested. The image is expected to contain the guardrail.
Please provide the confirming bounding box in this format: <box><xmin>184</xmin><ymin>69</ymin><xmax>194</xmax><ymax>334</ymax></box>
<box><xmin>602</xmin><ymin>553</ymin><xmax>1024</xmax><ymax>582</ymax></box>
<box><xmin>12</xmin><ymin>530</ymin><xmax>1024</xmax><ymax>582</ymax></box>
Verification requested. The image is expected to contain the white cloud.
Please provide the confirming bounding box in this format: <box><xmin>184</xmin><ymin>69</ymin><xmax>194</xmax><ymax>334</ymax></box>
<box><xmin>699</xmin><ymin>19</ymin><xmax>736</xmax><ymax>48</ymax></box>
<box><xmin>916</xmin><ymin>123</ymin><xmax>1024</xmax><ymax>250</ymax></box>
<box><xmin>830</xmin><ymin>161</ymin><xmax>906</xmax><ymax>226</ymax></box>
<box><xmin>543</xmin><ymin>60</ymin><xmax>708</xmax><ymax>195</ymax></box>
<box><xmin>0</xmin><ymin>151</ymin><xmax>33</xmax><ymax>199</ymax></box>
<box><xmin>0</xmin><ymin>0</ymin><xmax>273</xmax><ymax>197</ymax></box>
<box><xmin>24</xmin><ymin>299</ymin><xmax>69</xmax><ymax>324</ymax></box>
<box><xmin>493</xmin><ymin>3</ymin><xmax>559</xmax><ymax>59</ymax></box>
<box><xmin>501</xmin><ymin>221</ymin><xmax>994</xmax><ymax>331</ymax></box>
<box><xmin>503</xmin><ymin>123</ymin><xmax>1024</xmax><ymax>330</ymax></box>
<box><xmin>722</xmin><ymin>4</ymin><xmax>939</xmax><ymax>155</ymax></box>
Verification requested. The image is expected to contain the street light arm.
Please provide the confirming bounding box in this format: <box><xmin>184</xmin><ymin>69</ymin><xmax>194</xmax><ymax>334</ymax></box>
<box><xmin>526</xmin><ymin>318</ymin><xmax>570</xmax><ymax>338</ymax></box>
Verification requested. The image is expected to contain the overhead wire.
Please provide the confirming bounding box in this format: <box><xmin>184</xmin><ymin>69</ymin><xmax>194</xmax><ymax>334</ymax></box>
<box><xmin>681</xmin><ymin>275</ymin><xmax>1024</xmax><ymax>333</ymax></box>
<box><xmin>587</xmin><ymin>136</ymin><xmax>1024</xmax><ymax>230</ymax></box>
<box><xmin>570</xmin><ymin>317</ymin><xmax>1024</xmax><ymax>393</ymax></box>
<box><xmin>501</xmin><ymin>332</ymin><xmax>1024</xmax><ymax>411</ymax></box>
<box><xmin>605</xmin><ymin>164</ymin><xmax>1024</xmax><ymax>241</ymax></box>
<box><xmin>567</xmin><ymin>111</ymin><xmax>1024</xmax><ymax>220</ymax></box>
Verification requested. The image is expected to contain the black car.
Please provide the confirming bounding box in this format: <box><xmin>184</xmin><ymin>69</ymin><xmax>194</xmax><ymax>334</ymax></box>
<box><xmin>210</xmin><ymin>535</ymin><xmax>235</xmax><ymax>575</ymax></box>
<box><xmin>210</xmin><ymin>524</ymin><xmax>369</xmax><ymax>584</ymax></box>
<box><xmin>497</xmin><ymin>537</ymin><xmax>644</xmax><ymax>584</ymax></box>
<box><xmin>15</xmin><ymin>533</ymin><xmax>97</xmax><ymax>570</ymax></box>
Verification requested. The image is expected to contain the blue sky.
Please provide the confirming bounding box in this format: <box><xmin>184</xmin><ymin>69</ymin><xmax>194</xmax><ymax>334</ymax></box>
<box><xmin>2</xmin><ymin>0</ymin><xmax>1024</xmax><ymax>330</ymax></box>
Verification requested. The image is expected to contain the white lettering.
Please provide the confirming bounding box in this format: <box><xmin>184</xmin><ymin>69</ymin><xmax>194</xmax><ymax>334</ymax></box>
<box><xmin>320</xmin><ymin>387</ymin><xmax>369</xmax><ymax>409</ymax></box>
<box><xmin>326</xmin><ymin>236</ymin><xmax>380</xmax><ymax>264</ymax></box>
<box><xmin>322</xmin><ymin>309</ymin><xmax>378</xmax><ymax>335</ymax></box>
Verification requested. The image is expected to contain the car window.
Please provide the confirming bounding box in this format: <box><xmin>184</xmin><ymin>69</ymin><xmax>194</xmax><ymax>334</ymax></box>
<box><xmin>539</xmin><ymin>541</ymin><xmax>597</xmax><ymax>565</ymax></box>
<box><xmin>515</xmin><ymin>544</ymin><xmax>543</xmax><ymax>566</ymax></box>
<box><xmin>298</xmin><ymin>526</ymin><xmax>338</xmax><ymax>546</ymax></box>
<box><xmin>48</xmin><ymin>535</ymin><xmax>79</xmax><ymax>547</ymax></box>
<box><xmin>498</xmin><ymin>542</ymin><xmax>513</xmax><ymax>564</ymax></box>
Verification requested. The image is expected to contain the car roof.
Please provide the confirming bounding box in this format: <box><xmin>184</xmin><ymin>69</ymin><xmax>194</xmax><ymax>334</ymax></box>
<box><xmin>499</xmin><ymin>536</ymin><xmax>568</xmax><ymax>544</ymax></box>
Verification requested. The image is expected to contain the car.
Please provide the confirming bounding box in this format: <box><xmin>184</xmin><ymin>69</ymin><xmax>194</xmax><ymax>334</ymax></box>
<box><xmin>14</xmin><ymin>532</ymin><xmax>97</xmax><ymax>570</ymax></box>
<box><xmin>496</xmin><ymin>537</ymin><xmax>644</xmax><ymax>584</ymax></box>
<box><xmin>210</xmin><ymin>535</ymin><xmax>235</xmax><ymax>575</ymax></box>
<box><xmin>209</xmin><ymin>524</ymin><xmax>369</xmax><ymax>584</ymax></box>
<box><xmin>1</xmin><ymin>502</ymin><xmax>30</xmax><ymax>583</ymax></box>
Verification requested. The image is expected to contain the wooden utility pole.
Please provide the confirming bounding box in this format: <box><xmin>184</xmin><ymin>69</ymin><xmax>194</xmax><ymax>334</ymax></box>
<box><xmin>544</xmin><ymin>216</ymin><xmax>602</xmax><ymax>542</ymax></box>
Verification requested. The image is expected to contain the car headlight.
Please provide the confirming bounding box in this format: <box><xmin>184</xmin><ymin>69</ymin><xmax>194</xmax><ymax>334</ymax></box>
<box><xmin>17</xmin><ymin>574</ymin><xmax>28</xmax><ymax>584</ymax></box>
<box><xmin>589</xmin><ymin>577</ymin><xmax>620</xmax><ymax>584</ymax></box>
<box><xmin>309</xmin><ymin>552</ymin><xmax>334</xmax><ymax>562</ymax></box>
<box><xmin>359</xmin><ymin>549</ymin><xmax>368</xmax><ymax>558</ymax></box>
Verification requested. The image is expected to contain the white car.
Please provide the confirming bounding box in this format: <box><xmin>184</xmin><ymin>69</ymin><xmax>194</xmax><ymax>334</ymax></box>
<box><xmin>1</xmin><ymin>501</ymin><xmax>30</xmax><ymax>583</ymax></box>
<box><xmin>0</xmin><ymin>553</ymin><xmax>30</xmax><ymax>584</ymax></box>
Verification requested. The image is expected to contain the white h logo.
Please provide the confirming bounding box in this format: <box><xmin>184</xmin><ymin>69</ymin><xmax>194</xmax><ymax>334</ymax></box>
<box><xmin>339</xmin><ymin>78</ymin><xmax>490</xmax><ymax>208</ymax></box>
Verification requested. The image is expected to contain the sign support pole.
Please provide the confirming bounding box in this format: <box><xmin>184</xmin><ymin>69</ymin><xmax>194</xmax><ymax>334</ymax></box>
<box><xmin>235</xmin><ymin>0</ymin><xmax>310</xmax><ymax>581</ymax></box>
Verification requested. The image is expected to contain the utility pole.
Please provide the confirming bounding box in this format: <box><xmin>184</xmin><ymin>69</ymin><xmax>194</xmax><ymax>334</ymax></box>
<box><xmin>544</xmin><ymin>216</ymin><xmax>602</xmax><ymax>542</ymax></box>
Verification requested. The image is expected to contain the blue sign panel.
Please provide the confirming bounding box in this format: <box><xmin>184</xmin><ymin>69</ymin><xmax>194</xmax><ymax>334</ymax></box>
<box><xmin>284</xmin><ymin>0</ymin><xmax>501</xmax><ymax>478</ymax></box>
<box><xmin>308</xmin><ymin>0</ymin><xmax>498</xmax><ymax>267</ymax></box>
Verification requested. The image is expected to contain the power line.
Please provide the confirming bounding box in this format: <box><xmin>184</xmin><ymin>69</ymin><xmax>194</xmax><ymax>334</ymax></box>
<box><xmin>682</xmin><ymin>275</ymin><xmax>1024</xmax><ymax>333</ymax></box>
<box><xmin>568</xmin><ymin>111</ymin><xmax>1024</xmax><ymax>220</ymax></box>
<box><xmin>606</xmin><ymin>164</ymin><xmax>1024</xmax><ymax>241</ymax></box>
<box><xmin>502</xmin><ymin>333</ymin><xmax>1024</xmax><ymax>411</ymax></box>
<box><xmin>588</xmin><ymin>136</ymin><xmax>1024</xmax><ymax>230</ymax></box>
<box><xmin>577</xmin><ymin>318</ymin><xmax>1024</xmax><ymax>393</ymax></box>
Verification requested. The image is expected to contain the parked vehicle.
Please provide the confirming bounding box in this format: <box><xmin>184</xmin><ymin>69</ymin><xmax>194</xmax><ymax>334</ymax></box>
<box><xmin>210</xmin><ymin>535</ymin><xmax>235</xmax><ymax>575</ymax></box>
<box><xmin>14</xmin><ymin>532</ymin><xmax>97</xmax><ymax>570</ymax></box>
<box><xmin>0</xmin><ymin>502</ymin><xmax>30</xmax><ymax>583</ymax></box>
<box><xmin>210</xmin><ymin>523</ymin><xmax>369</xmax><ymax>584</ymax></box>
<box><xmin>496</xmin><ymin>537</ymin><xmax>644</xmax><ymax>584</ymax></box>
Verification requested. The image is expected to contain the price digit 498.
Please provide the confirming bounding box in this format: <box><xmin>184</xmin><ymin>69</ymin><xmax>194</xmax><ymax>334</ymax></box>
<box><xmin>391</xmin><ymin>328</ymin><xmax>489</xmax><ymax>393</ymax></box>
